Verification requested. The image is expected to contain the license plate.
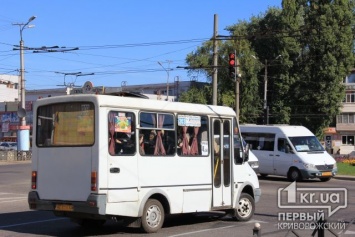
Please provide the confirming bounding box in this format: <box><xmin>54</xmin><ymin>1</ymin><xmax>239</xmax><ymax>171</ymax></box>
<box><xmin>322</xmin><ymin>172</ymin><xmax>332</xmax><ymax>176</ymax></box>
<box><xmin>55</xmin><ymin>204</ymin><xmax>73</xmax><ymax>211</ymax></box>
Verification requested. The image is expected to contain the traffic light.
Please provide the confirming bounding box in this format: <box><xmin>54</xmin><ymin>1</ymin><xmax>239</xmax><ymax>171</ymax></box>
<box><xmin>228</xmin><ymin>53</ymin><xmax>236</xmax><ymax>78</ymax></box>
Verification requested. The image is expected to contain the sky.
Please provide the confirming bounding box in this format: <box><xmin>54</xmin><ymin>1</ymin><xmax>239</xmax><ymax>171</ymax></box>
<box><xmin>0</xmin><ymin>0</ymin><xmax>281</xmax><ymax>90</ymax></box>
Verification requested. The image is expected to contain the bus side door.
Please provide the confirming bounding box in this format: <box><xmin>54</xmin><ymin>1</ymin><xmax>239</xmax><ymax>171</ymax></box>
<box><xmin>107</xmin><ymin>110</ymin><xmax>139</xmax><ymax>203</ymax></box>
<box><xmin>212</xmin><ymin>118</ymin><xmax>232</xmax><ymax>208</ymax></box>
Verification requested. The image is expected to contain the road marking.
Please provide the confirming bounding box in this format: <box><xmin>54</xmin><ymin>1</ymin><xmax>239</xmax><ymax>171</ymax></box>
<box><xmin>168</xmin><ymin>219</ymin><xmax>267</xmax><ymax>237</ymax></box>
<box><xmin>0</xmin><ymin>197</ymin><xmax>27</xmax><ymax>203</ymax></box>
<box><xmin>0</xmin><ymin>218</ymin><xmax>66</xmax><ymax>229</ymax></box>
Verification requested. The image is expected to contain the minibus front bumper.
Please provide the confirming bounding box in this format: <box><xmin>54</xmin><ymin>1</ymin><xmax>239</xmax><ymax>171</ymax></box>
<box><xmin>28</xmin><ymin>191</ymin><xmax>107</xmax><ymax>217</ymax></box>
<box><xmin>300</xmin><ymin>168</ymin><xmax>337</xmax><ymax>179</ymax></box>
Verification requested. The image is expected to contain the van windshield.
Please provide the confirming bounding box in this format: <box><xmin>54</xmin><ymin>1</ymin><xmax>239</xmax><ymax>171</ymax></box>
<box><xmin>288</xmin><ymin>136</ymin><xmax>325</xmax><ymax>152</ymax></box>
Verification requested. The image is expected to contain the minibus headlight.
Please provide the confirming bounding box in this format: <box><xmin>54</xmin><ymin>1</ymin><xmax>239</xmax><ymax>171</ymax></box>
<box><xmin>333</xmin><ymin>163</ymin><xmax>337</xmax><ymax>169</ymax></box>
<box><xmin>304</xmin><ymin>163</ymin><xmax>316</xmax><ymax>169</ymax></box>
<box><xmin>248</xmin><ymin>161</ymin><xmax>259</xmax><ymax>168</ymax></box>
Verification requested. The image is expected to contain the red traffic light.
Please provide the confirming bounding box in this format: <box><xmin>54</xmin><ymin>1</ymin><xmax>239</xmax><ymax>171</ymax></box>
<box><xmin>229</xmin><ymin>53</ymin><xmax>235</xmax><ymax>66</ymax></box>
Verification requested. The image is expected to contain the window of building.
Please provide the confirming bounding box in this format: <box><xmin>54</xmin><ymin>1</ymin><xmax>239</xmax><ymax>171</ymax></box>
<box><xmin>345</xmin><ymin>92</ymin><xmax>355</xmax><ymax>103</ymax></box>
<box><xmin>337</xmin><ymin>113</ymin><xmax>355</xmax><ymax>124</ymax></box>
<box><xmin>342</xmin><ymin>135</ymin><xmax>355</xmax><ymax>145</ymax></box>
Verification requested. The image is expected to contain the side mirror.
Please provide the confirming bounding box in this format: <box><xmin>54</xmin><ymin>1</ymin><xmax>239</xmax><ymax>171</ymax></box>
<box><xmin>234</xmin><ymin>147</ymin><xmax>243</xmax><ymax>164</ymax></box>
<box><xmin>244</xmin><ymin>144</ymin><xmax>250</xmax><ymax>162</ymax></box>
<box><xmin>285</xmin><ymin>144</ymin><xmax>294</xmax><ymax>154</ymax></box>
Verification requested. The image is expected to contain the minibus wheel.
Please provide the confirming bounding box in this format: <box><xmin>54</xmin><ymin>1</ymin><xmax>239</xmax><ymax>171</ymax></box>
<box><xmin>319</xmin><ymin>177</ymin><xmax>331</xmax><ymax>182</ymax></box>
<box><xmin>287</xmin><ymin>168</ymin><xmax>302</xmax><ymax>181</ymax></box>
<box><xmin>259</xmin><ymin>173</ymin><xmax>268</xmax><ymax>178</ymax></box>
<box><xmin>233</xmin><ymin>193</ymin><xmax>255</xmax><ymax>221</ymax></box>
<box><xmin>140</xmin><ymin>199</ymin><xmax>165</xmax><ymax>233</ymax></box>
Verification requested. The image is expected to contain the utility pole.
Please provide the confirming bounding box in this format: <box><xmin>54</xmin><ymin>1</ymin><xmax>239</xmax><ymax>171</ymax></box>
<box><xmin>263</xmin><ymin>55</ymin><xmax>281</xmax><ymax>124</ymax></box>
<box><xmin>13</xmin><ymin>15</ymin><xmax>36</xmax><ymax>152</ymax></box>
<box><xmin>158</xmin><ymin>60</ymin><xmax>171</xmax><ymax>101</ymax></box>
<box><xmin>264</xmin><ymin>59</ymin><xmax>268</xmax><ymax>124</ymax></box>
<box><xmin>235</xmin><ymin>55</ymin><xmax>240</xmax><ymax>120</ymax></box>
<box><xmin>212</xmin><ymin>14</ymin><xmax>218</xmax><ymax>105</ymax></box>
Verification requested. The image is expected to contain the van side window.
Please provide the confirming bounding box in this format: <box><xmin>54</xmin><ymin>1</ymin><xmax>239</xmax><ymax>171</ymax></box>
<box><xmin>108</xmin><ymin>111</ymin><xmax>136</xmax><ymax>156</ymax></box>
<box><xmin>177</xmin><ymin>115</ymin><xmax>208</xmax><ymax>156</ymax></box>
<box><xmin>277</xmin><ymin>139</ymin><xmax>286</xmax><ymax>152</ymax></box>
<box><xmin>242</xmin><ymin>132</ymin><xmax>275</xmax><ymax>151</ymax></box>
<box><xmin>139</xmin><ymin>112</ymin><xmax>175</xmax><ymax>156</ymax></box>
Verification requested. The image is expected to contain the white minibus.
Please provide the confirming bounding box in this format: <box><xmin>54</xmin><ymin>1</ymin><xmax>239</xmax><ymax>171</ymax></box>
<box><xmin>240</xmin><ymin>124</ymin><xmax>337</xmax><ymax>182</ymax></box>
<box><xmin>28</xmin><ymin>93</ymin><xmax>260</xmax><ymax>233</ymax></box>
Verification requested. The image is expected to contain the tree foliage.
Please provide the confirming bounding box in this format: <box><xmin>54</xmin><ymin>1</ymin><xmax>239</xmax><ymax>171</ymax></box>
<box><xmin>182</xmin><ymin>0</ymin><xmax>355</xmax><ymax>136</ymax></box>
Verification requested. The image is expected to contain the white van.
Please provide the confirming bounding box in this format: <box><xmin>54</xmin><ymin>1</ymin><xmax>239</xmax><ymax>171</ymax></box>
<box><xmin>28</xmin><ymin>94</ymin><xmax>260</xmax><ymax>233</ymax></box>
<box><xmin>240</xmin><ymin>125</ymin><xmax>337</xmax><ymax>182</ymax></box>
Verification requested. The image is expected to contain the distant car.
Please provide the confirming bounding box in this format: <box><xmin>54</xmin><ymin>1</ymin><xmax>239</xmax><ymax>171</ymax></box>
<box><xmin>0</xmin><ymin>142</ymin><xmax>17</xmax><ymax>151</ymax></box>
<box><xmin>218</xmin><ymin>135</ymin><xmax>259</xmax><ymax>172</ymax></box>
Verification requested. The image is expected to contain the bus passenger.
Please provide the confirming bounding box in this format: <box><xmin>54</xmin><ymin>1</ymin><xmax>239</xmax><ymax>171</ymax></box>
<box><xmin>139</xmin><ymin>133</ymin><xmax>145</xmax><ymax>155</ymax></box>
<box><xmin>145</xmin><ymin>130</ymin><xmax>156</xmax><ymax>155</ymax></box>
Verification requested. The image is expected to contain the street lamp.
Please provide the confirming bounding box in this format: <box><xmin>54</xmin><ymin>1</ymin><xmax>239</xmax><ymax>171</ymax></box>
<box><xmin>158</xmin><ymin>61</ymin><xmax>171</xmax><ymax>101</ymax></box>
<box><xmin>13</xmin><ymin>15</ymin><xmax>36</xmax><ymax>151</ymax></box>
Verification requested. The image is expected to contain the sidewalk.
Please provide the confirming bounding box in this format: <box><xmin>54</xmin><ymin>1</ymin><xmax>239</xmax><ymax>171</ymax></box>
<box><xmin>0</xmin><ymin>160</ymin><xmax>31</xmax><ymax>165</ymax></box>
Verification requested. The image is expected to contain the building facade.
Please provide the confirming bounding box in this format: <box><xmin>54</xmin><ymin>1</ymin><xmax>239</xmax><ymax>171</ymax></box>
<box><xmin>325</xmin><ymin>70</ymin><xmax>355</xmax><ymax>155</ymax></box>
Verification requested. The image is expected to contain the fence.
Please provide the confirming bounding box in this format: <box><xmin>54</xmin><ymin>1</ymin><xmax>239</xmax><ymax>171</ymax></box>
<box><xmin>0</xmin><ymin>150</ymin><xmax>32</xmax><ymax>161</ymax></box>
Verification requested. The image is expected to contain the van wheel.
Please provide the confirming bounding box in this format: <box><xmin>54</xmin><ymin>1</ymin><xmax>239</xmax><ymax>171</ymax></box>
<box><xmin>140</xmin><ymin>199</ymin><xmax>164</xmax><ymax>233</ymax></box>
<box><xmin>287</xmin><ymin>168</ymin><xmax>302</xmax><ymax>181</ymax></box>
<box><xmin>319</xmin><ymin>177</ymin><xmax>331</xmax><ymax>182</ymax></box>
<box><xmin>259</xmin><ymin>173</ymin><xmax>268</xmax><ymax>178</ymax></box>
<box><xmin>233</xmin><ymin>193</ymin><xmax>255</xmax><ymax>221</ymax></box>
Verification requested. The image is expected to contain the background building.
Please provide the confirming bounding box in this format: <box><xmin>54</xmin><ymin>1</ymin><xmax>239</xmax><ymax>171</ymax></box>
<box><xmin>325</xmin><ymin>70</ymin><xmax>355</xmax><ymax>155</ymax></box>
<box><xmin>0</xmin><ymin>78</ymin><xmax>205</xmax><ymax>142</ymax></box>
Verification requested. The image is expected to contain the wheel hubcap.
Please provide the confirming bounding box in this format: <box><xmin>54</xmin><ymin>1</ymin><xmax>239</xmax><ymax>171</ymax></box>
<box><xmin>292</xmin><ymin>171</ymin><xmax>299</xmax><ymax>180</ymax></box>
<box><xmin>145</xmin><ymin>205</ymin><xmax>161</xmax><ymax>228</ymax></box>
<box><xmin>238</xmin><ymin>198</ymin><xmax>252</xmax><ymax>217</ymax></box>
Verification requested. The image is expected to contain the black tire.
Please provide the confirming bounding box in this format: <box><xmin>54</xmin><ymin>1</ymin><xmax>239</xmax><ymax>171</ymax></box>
<box><xmin>140</xmin><ymin>199</ymin><xmax>165</xmax><ymax>233</ymax></box>
<box><xmin>319</xmin><ymin>177</ymin><xmax>331</xmax><ymax>182</ymax></box>
<box><xmin>233</xmin><ymin>193</ymin><xmax>255</xmax><ymax>221</ymax></box>
<box><xmin>259</xmin><ymin>173</ymin><xmax>268</xmax><ymax>178</ymax></box>
<box><xmin>287</xmin><ymin>168</ymin><xmax>302</xmax><ymax>182</ymax></box>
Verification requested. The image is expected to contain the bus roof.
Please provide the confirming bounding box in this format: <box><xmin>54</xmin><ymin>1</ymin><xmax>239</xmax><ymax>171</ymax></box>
<box><xmin>34</xmin><ymin>94</ymin><xmax>237</xmax><ymax>117</ymax></box>
<box><xmin>240</xmin><ymin>124</ymin><xmax>314</xmax><ymax>137</ymax></box>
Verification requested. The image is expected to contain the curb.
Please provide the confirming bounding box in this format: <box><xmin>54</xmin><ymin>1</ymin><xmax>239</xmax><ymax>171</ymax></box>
<box><xmin>333</xmin><ymin>175</ymin><xmax>355</xmax><ymax>181</ymax></box>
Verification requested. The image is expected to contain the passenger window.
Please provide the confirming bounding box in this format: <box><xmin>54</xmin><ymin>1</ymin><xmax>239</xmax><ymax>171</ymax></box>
<box><xmin>177</xmin><ymin>115</ymin><xmax>208</xmax><ymax>156</ymax></box>
<box><xmin>108</xmin><ymin>111</ymin><xmax>136</xmax><ymax>156</ymax></box>
<box><xmin>139</xmin><ymin>112</ymin><xmax>175</xmax><ymax>156</ymax></box>
<box><xmin>242</xmin><ymin>133</ymin><xmax>275</xmax><ymax>151</ymax></box>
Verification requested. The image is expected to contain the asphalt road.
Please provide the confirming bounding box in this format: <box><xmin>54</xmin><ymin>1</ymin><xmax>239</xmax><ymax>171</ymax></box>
<box><xmin>0</xmin><ymin>162</ymin><xmax>354</xmax><ymax>236</ymax></box>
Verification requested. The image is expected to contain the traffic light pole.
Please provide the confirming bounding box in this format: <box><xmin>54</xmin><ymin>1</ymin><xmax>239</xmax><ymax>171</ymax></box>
<box><xmin>212</xmin><ymin>14</ymin><xmax>218</xmax><ymax>105</ymax></box>
<box><xmin>234</xmin><ymin>50</ymin><xmax>240</xmax><ymax>120</ymax></box>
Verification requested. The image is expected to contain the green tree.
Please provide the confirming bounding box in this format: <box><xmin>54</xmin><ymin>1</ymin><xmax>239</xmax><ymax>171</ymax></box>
<box><xmin>183</xmin><ymin>1</ymin><xmax>355</xmax><ymax>137</ymax></box>
<box><xmin>290</xmin><ymin>0</ymin><xmax>355</xmax><ymax>136</ymax></box>
<box><xmin>179</xmin><ymin>83</ymin><xmax>212</xmax><ymax>104</ymax></box>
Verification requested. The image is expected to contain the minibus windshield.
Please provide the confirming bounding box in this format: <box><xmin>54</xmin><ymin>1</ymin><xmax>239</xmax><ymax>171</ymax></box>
<box><xmin>288</xmin><ymin>136</ymin><xmax>325</xmax><ymax>152</ymax></box>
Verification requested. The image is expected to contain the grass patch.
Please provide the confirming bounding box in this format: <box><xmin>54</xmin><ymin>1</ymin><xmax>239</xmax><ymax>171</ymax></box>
<box><xmin>337</xmin><ymin>162</ymin><xmax>355</xmax><ymax>176</ymax></box>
